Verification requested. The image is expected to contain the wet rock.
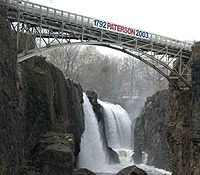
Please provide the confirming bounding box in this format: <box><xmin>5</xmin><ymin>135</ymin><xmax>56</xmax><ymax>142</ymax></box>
<box><xmin>86</xmin><ymin>90</ymin><xmax>103</xmax><ymax>121</ymax></box>
<box><xmin>107</xmin><ymin>147</ymin><xmax>120</xmax><ymax>164</ymax></box>
<box><xmin>86</xmin><ymin>90</ymin><xmax>98</xmax><ymax>106</ymax></box>
<box><xmin>132</xmin><ymin>149</ymin><xmax>143</xmax><ymax>164</ymax></box>
<box><xmin>73</xmin><ymin>168</ymin><xmax>96</xmax><ymax>175</ymax></box>
<box><xmin>134</xmin><ymin>90</ymin><xmax>172</xmax><ymax>171</ymax></box>
<box><xmin>115</xmin><ymin>165</ymin><xmax>148</xmax><ymax>175</ymax></box>
<box><xmin>34</xmin><ymin>132</ymin><xmax>75</xmax><ymax>175</ymax></box>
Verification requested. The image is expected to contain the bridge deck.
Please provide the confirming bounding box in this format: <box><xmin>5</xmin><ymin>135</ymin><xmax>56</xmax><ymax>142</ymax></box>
<box><xmin>3</xmin><ymin>0</ymin><xmax>192</xmax><ymax>52</ymax></box>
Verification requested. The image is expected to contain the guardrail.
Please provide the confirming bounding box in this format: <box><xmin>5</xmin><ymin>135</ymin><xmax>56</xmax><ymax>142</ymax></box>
<box><xmin>4</xmin><ymin>0</ymin><xmax>94</xmax><ymax>26</ymax></box>
<box><xmin>2</xmin><ymin>0</ymin><xmax>194</xmax><ymax>51</ymax></box>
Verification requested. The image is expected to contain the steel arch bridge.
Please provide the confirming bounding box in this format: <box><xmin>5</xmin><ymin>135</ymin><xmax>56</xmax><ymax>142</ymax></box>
<box><xmin>1</xmin><ymin>0</ymin><xmax>194</xmax><ymax>89</ymax></box>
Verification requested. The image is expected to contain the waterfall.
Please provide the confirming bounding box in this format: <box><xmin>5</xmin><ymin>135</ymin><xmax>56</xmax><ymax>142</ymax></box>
<box><xmin>78</xmin><ymin>93</ymin><xmax>107</xmax><ymax>172</ymax></box>
<box><xmin>78</xmin><ymin>94</ymin><xmax>171</xmax><ymax>175</ymax></box>
<box><xmin>98</xmin><ymin>100</ymin><xmax>132</xmax><ymax>150</ymax></box>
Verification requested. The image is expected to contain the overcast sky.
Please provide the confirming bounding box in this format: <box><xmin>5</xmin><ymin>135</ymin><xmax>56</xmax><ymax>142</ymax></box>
<box><xmin>30</xmin><ymin>0</ymin><xmax>199</xmax><ymax>42</ymax></box>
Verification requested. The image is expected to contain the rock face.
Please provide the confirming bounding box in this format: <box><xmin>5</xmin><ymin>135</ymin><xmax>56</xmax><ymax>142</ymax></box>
<box><xmin>35</xmin><ymin>132</ymin><xmax>75</xmax><ymax>175</ymax></box>
<box><xmin>190</xmin><ymin>42</ymin><xmax>200</xmax><ymax>175</ymax></box>
<box><xmin>132</xmin><ymin>149</ymin><xmax>143</xmax><ymax>165</ymax></box>
<box><xmin>0</xmin><ymin>7</ymin><xmax>85</xmax><ymax>174</ymax></box>
<box><xmin>165</xmin><ymin>42</ymin><xmax>200</xmax><ymax>175</ymax></box>
<box><xmin>19</xmin><ymin>57</ymin><xmax>84</xmax><ymax>174</ymax></box>
<box><xmin>73</xmin><ymin>168</ymin><xmax>96</xmax><ymax>175</ymax></box>
<box><xmin>115</xmin><ymin>165</ymin><xmax>148</xmax><ymax>175</ymax></box>
<box><xmin>134</xmin><ymin>42</ymin><xmax>200</xmax><ymax>175</ymax></box>
<box><xmin>107</xmin><ymin>147</ymin><xmax>120</xmax><ymax>164</ymax></box>
<box><xmin>0</xmin><ymin>5</ymin><xmax>23</xmax><ymax>174</ymax></box>
<box><xmin>134</xmin><ymin>90</ymin><xmax>172</xmax><ymax>171</ymax></box>
<box><xmin>165</xmin><ymin>90</ymin><xmax>192</xmax><ymax>175</ymax></box>
<box><xmin>86</xmin><ymin>90</ymin><xmax>102</xmax><ymax>121</ymax></box>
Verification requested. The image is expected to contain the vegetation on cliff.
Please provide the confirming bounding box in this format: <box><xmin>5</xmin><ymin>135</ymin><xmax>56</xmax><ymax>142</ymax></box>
<box><xmin>134</xmin><ymin>90</ymin><xmax>172</xmax><ymax>171</ymax></box>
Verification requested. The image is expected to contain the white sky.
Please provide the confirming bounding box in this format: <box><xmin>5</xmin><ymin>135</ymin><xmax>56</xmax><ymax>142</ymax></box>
<box><xmin>30</xmin><ymin>0</ymin><xmax>200</xmax><ymax>42</ymax></box>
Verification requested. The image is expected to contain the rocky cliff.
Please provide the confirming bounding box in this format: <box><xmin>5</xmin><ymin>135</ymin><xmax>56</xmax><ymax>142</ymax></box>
<box><xmin>19</xmin><ymin>57</ymin><xmax>84</xmax><ymax>174</ymax></box>
<box><xmin>0</xmin><ymin>5</ymin><xmax>85</xmax><ymax>174</ymax></box>
<box><xmin>165</xmin><ymin>90</ymin><xmax>192</xmax><ymax>175</ymax></box>
<box><xmin>134</xmin><ymin>42</ymin><xmax>200</xmax><ymax>175</ymax></box>
<box><xmin>0</xmin><ymin>5</ymin><xmax>23</xmax><ymax>175</ymax></box>
<box><xmin>165</xmin><ymin>42</ymin><xmax>200</xmax><ymax>175</ymax></box>
<box><xmin>134</xmin><ymin>90</ymin><xmax>172</xmax><ymax>171</ymax></box>
<box><xmin>190</xmin><ymin>42</ymin><xmax>200</xmax><ymax>175</ymax></box>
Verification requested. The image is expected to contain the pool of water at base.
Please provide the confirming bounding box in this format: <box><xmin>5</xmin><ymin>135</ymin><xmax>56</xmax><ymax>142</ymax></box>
<box><xmin>93</xmin><ymin>163</ymin><xmax>171</xmax><ymax>175</ymax></box>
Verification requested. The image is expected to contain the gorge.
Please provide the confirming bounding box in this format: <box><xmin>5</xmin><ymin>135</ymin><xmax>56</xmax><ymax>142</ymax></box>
<box><xmin>1</xmin><ymin>2</ymin><xmax>200</xmax><ymax>175</ymax></box>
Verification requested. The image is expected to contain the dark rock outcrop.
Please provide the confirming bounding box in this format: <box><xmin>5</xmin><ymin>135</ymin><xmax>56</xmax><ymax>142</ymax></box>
<box><xmin>73</xmin><ymin>168</ymin><xmax>96</xmax><ymax>175</ymax></box>
<box><xmin>0</xmin><ymin>5</ymin><xmax>23</xmax><ymax>174</ymax></box>
<box><xmin>134</xmin><ymin>90</ymin><xmax>172</xmax><ymax>171</ymax></box>
<box><xmin>20</xmin><ymin>56</ymin><xmax>84</xmax><ymax>154</ymax></box>
<box><xmin>165</xmin><ymin>90</ymin><xmax>192</xmax><ymax>175</ymax></box>
<box><xmin>33</xmin><ymin>132</ymin><xmax>75</xmax><ymax>175</ymax></box>
<box><xmin>115</xmin><ymin>165</ymin><xmax>148</xmax><ymax>175</ymax></box>
<box><xmin>107</xmin><ymin>147</ymin><xmax>120</xmax><ymax>164</ymax></box>
<box><xmin>19</xmin><ymin>57</ymin><xmax>85</xmax><ymax>174</ymax></box>
<box><xmin>190</xmin><ymin>42</ymin><xmax>200</xmax><ymax>175</ymax></box>
<box><xmin>132</xmin><ymin>149</ymin><xmax>143</xmax><ymax>164</ymax></box>
<box><xmin>86</xmin><ymin>90</ymin><xmax>102</xmax><ymax>121</ymax></box>
<box><xmin>165</xmin><ymin>42</ymin><xmax>200</xmax><ymax>175</ymax></box>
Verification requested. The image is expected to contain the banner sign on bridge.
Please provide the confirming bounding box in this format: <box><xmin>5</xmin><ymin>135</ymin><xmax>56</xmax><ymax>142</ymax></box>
<box><xmin>93</xmin><ymin>19</ymin><xmax>150</xmax><ymax>40</ymax></box>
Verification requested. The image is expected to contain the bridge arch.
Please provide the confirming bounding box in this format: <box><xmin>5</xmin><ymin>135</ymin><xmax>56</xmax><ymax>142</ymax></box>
<box><xmin>17</xmin><ymin>40</ymin><xmax>191</xmax><ymax>89</ymax></box>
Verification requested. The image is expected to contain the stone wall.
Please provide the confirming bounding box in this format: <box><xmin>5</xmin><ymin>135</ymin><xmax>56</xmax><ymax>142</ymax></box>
<box><xmin>134</xmin><ymin>90</ymin><xmax>172</xmax><ymax>171</ymax></box>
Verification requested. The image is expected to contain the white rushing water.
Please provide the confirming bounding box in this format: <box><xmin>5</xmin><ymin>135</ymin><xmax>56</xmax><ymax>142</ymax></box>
<box><xmin>98</xmin><ymin>100</ymin><xmax>131</xmax><ymax>149</ymax></box>
<box><xmin>78</xmin><ymin>94</ymin><xmax>171</xmax><ymax>175</ymax></box>
<box><xmin>78</xmin><ymin>93</ymin><xmax>107</xmax><ymax>172</ymax></box>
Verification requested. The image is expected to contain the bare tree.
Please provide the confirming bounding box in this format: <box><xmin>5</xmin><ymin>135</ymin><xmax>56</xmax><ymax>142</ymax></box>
<box><xmin>46</xmin><ymin>45</ymin><xmax>81</xmax><ymax>76</ymax></box>
<box><xmin>46</xmin><ymin>45</ymin><xmax>167</xmax><ymax>102</ymax></box>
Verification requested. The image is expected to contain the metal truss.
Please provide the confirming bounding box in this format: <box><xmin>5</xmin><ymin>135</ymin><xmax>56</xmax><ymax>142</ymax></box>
<box><xmin>1</xmin><ymin>0</ymin><xmax>193</xmax><ymax>89</ymax></box>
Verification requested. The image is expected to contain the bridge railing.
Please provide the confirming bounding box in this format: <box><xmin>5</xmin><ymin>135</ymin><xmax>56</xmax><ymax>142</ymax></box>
<box><xmin>150</xmin><ymin>33</ymin><xmax>193</xmax><ymax>51</ymax></box>
<box><xmin>4</xmin><ymin>0</ymin><xmax>94</xmax><ymax>26</ymax></box>
<box><xmin>3</xmin><ymin>0</ymin><xmax>193</xmax><ymax>51</ymax></box>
